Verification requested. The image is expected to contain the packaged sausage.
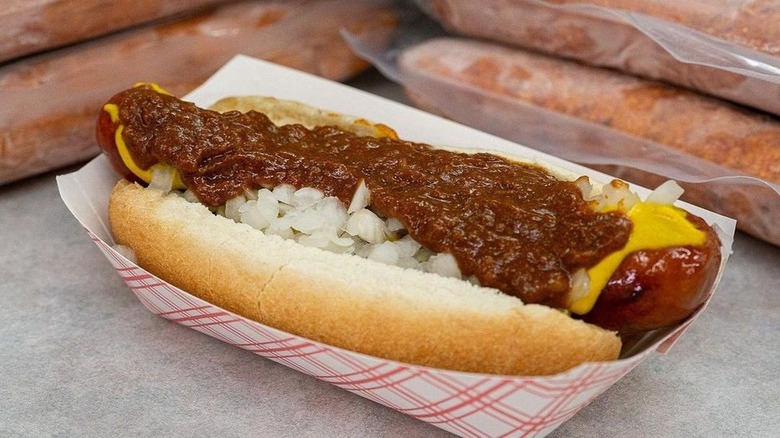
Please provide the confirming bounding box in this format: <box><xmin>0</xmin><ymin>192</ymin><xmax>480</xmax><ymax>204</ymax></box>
<box><xmin>415</xmin><ymin>0</ymin><xmax>780</xmax><ymax>117</ymax></box>
<box><xmin>0</xmin><ymin>0</ymin><xmax>397</xmax><ymax>185</ymax></box>
<box><xmin>0</xmin><ymin>0</ymin><xmax>229</xmax><ymax>62</ymax></box>
<box><xmin>345</xmin><ymin>22</ymin><xmax>780</xmax><ymax>246</ymax></box>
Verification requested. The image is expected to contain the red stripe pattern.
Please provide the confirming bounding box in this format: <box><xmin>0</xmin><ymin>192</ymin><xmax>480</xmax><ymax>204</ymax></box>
<box><xmin>89</xmin><ymin>230</ymin><xmax>654</xmax><ymax>437</ymax></box>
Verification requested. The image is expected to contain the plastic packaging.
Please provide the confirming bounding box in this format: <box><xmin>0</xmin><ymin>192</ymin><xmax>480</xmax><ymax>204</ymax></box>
<box><xmin>344</xmin><ymin>14</ymin><xmax>780</xmax><ymax>246</ymax></box>
<box><xmin>416</xmin><ymin>0</ymin><xmax>780</xmax><ymax>116</ymax></box>
<box><xmin>0</xmin><ymin>0</ymin><xmax>397</xmax><ymax>186</ymax></box>
<box><xmin>0</xmin><ymin>0</ymin><xmax>229</xmax><ymax>62</ymax></box>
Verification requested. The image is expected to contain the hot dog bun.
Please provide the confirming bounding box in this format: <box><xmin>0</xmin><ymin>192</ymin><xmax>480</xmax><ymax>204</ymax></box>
<box><xmin>106</xmin><ymin>96</ymin><xmax>625</xmax><ymax>376</ymax></box>
<box><xmin>110</xmin><ymin>179</ymin><xmax>621</xmax><ymax>376</ymax></box>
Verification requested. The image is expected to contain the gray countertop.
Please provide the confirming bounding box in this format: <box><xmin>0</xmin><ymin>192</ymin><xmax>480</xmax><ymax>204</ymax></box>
<box><xmin>1</xmin><ymin>69</ymin><xmax>778</xmax><ymax>437</ymax></box>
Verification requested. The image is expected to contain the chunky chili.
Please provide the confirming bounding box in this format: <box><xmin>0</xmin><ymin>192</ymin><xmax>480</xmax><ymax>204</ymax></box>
<box><xmin>109</xmin><ymin>86</ymin><xmax>632</xmax><ymax>308</ymax></box>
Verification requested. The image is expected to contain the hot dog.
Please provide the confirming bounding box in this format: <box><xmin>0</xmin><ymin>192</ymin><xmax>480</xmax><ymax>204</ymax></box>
<box><xmin>96</xmin><ymin>83</ymin><xmax>722</xmax><ymax>376</ymax></box>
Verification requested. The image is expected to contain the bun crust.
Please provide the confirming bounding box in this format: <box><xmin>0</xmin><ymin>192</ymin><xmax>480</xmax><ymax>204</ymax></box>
<box><xmin>109</xmin><ymin>180</ymin><xmax>622</xmax><ymax>376</ymax></box>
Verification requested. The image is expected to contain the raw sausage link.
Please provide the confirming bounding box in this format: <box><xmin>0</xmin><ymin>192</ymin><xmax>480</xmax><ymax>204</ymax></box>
<box><xmin>0</xmin><ymin>0</ymin><xmax>228</xmax><ymax>62</ymax></box>
<box><xmin>0</xmin><ymin>0</ymin><xmax>397</xmax><ymax>185</ymax></box>
<box><xmin>423</xmin><ymin>0</ymin><xmax>780</xmax><ymax>115</ymax></box>
<box><xmin>399</xmin><ymin>37</ymin><xmax>780</xmax><ymax>244</ymax></box>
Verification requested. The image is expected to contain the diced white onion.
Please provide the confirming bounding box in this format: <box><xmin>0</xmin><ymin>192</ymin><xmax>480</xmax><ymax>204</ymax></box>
<box><xmin>292</xmin><ymin>187</ymin><xmax>325</xmax><ymax>208</ymax></box>
<box><xmin>569</xmin><ymin>269</ymin><xmax>591</xmax><ymax>303</ymax></box>
<box><xmin>345</xmin><ymin>208</ymin><xmax>387</xmax><ymax>244</ymax></box>
<box><xmin>296</xmin><ymin>231</ymin><xmax>332</xmax><ymax>248</ymax></box>
<box><xmin>273</xmin><ymin>184</ymin><xmax>296</xmax><ymax>205</ymax></box>
<box><xmin>646</xmin><ymin>180</ymin><xmax>684</xmax><ymax>205</ymax></box>
<box><xmin>224</xmin><ymin>195</ymin><xmax>247</xmax><ymax>222</ymax></box>
<box><xmin>397</xmin><ymin>256</ymin><xmax>422</xmax><ymax>269</ymax></box>
<box><xmin>573</xmin><ymin>176</ymin><xmax>596</xmax><ymax>201</ymax></box>
<box><xmin>182</xmin><ymin>189</ymin><xmax>199</xmax><ymax>203</ymax></box>
<box><xmin>256</xmin><ymin>189</ymin><xmax>280</xmax><ymax>222</ymax></box>
<box><xmin>316</xmin><ymin>197</ymin><xmax>349</xmax><ymax>230</ymax></box>
<box><xmin>385</xmin><ymin>217</ymin><xmax>405</xmax><ymax>233</ymax></box>
<box><xmin>238</xmin><ymin>200</ymin><xmax>269</xmax><ymax>230</ymax></box>
<box><xmin>211</xmin><ymin>184</ymin><xmax>468</xmax><ymax>285</ymax></box>
<box><xmin>347</xmin><ymin>179</ymin><xmax>370</xmax><ymax>213</ymax></box>
<box><xmin>243</xmin><ymin>188</ymin><xmax>258</xmax><ymax>201</ymax></box>
<box><xmin>265</xmin><ymin>215</ymin><xmax>295</xmax><ymax>239</ymax></box>
<box><xmin>367</xmin><ymin>241</ymin><xmax>400</xmax><ymax>265</ymax></box>
<box><xmin>424</xmin><ymin>253</ymin><xmax>462</xmax><ymax>279</ymax></box>
<box><xmin>394</xmin><ymin>235</ymin><xmax>422</xmax><ymax>258</ymax></box>
<box><xmin>149</xmin><ymin>164</ymin><xmax>175</xmax><ymax>193</ymax></box>
<box><xmin>329</xmin><ymin>236</ymin><xmax>356</xmax><ymax>248</ymax></box>
<box><xmin>596</xmin><ymin>180</ymin><xmax>640</xmax><ymax>211</ymax></box>
<box><xmin>288</xmin><ymin>209</ymin><xmax>327</xmax><ymax>234</ymax></box>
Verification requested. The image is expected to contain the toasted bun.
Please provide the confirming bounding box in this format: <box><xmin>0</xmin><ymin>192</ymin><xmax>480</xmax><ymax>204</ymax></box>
<box><xmin>209</xmin><ymin>96</ymin><xmax>399</xmax><ymax>138</ymax></box>
<box><xmin>109</xmin><ymin>180</ymin><xmax>621</xmax><ymax>376</ymax></box>
<box><xmin>107</xmin><ymin>95</ymin><xmax>622</xmax><ymax>376</ymax></box>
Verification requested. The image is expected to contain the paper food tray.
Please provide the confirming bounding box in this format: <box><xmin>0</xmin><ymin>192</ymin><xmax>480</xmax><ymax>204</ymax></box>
<box><xmin>57</xmin><ymin>55</ymin><xmax>735</xmax><ymax>437</ymax></box>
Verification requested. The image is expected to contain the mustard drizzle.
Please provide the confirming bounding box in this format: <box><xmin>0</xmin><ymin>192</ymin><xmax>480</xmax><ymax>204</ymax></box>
<box><xmin>103</xmin><ymin>88</ymin><xmax>184</xmax><ymax>190</ymax></box>
<box><xmin>569</xmin><ymin>202</ymin><xmax>707</xmax><ymax>314</ymax></box>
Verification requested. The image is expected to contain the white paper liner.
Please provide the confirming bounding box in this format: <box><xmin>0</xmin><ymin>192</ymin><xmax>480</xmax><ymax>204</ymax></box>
<box><xmin>57</xmin><ymin>55</ymin><xmax>735</xmax><ymax>437</ymax></box>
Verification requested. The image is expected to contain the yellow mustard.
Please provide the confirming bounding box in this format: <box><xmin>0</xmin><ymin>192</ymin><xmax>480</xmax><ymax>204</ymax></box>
<box><xmin>103</xmin><ymin>96</ymin><xmax>185</xmax><ymax>190</ymax></box>
<box><xmin>569</xmin><ymin>202</ymin><xmax>707</xmax><ymax>314</ymax></box>
<box><xmin>132</xmin><ymin>82</ymin><xmax>172</xmax><ymax>95</ymax></box>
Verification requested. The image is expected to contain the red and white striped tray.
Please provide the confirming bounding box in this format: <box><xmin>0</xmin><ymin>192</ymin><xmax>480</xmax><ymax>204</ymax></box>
<box><xmin>90</xmin><ymin>227</ymin><xmax>649</xmax><ymax>437</ymax></box>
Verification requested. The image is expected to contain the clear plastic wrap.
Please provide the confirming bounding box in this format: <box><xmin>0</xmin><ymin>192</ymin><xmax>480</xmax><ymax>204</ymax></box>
<box><xmin>0</xmin><ymin>0</ymin><xmax>397</xmax><ymax>185</ymax></box>
<box><xmin>415</xmin><ymin>0</ymin><xmax>780</xmax><ymax>116</ymax></box>
<box><xmin>0</xmin><ymin>0</ymin><xmax>229</xmax><ymax>62</ymax></box>
<box><xmin>344</xmin><ymin>14</ymin><xmax>780</xmax><ymax>246</ymax></box>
